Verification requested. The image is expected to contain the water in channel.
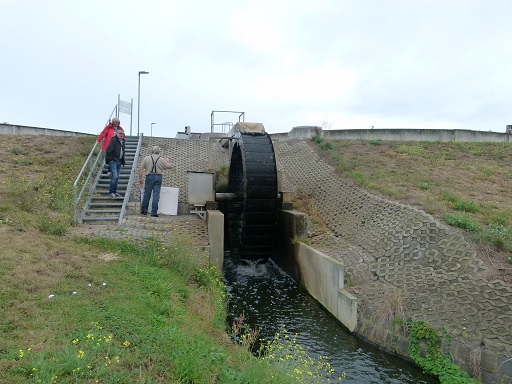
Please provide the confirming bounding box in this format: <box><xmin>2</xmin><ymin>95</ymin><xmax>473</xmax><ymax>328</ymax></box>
<box><xmin>223</xmin><ymin>255</ymin><xmax>438</xmax><ymax>384</ymax></box>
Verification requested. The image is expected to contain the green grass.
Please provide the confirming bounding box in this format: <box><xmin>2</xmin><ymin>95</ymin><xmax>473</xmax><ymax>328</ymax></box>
<box><xmin>443</xmin><ymin>193</ymin><xmax>479</xmax><ymax>213</ymax></box>
<box><xmin>443</xmin><ymin>213</ymin><xmax>481</xmax><ymax>232</ymax></box>
<box><xmin>310</xmin><ymin>138</ymin><xmax>512</xmax><ymax>255</ymax></box>
<box><xmin>1</xmin><ymin>235</ymin><xmax>339</xmax><ymax>383</ymax></box>
<box><xmin>0</xmin><ymin>135</ymin><xmax>341</xmax><ymax>383</ymax></box>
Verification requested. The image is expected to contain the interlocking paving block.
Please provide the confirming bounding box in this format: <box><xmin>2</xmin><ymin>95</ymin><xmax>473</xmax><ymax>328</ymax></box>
<box><xmin>276</xmin><ymin>139</ymin><xmax>512</xmax><ymax>376</ymax></box>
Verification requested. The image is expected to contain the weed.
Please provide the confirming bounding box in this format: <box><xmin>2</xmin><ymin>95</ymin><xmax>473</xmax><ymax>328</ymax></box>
<box><xmin>260</xmin><ymin>328</ymin><xmax>345</xmax><ymax>383</ymax></box>
<box><xmin>481</xmin><ymin>224</ymin><xmax>512</xmax><ymax>252</ymax></box>
<box><xmin>407</xmin><ymin>320</ymin><xmax>480</xmax><ymax>384</ymax></box>
<box><xmin>329</xmin><ymin>152</ymin><xmax>342</xmax><ymax>163</ymax></box>
<box><xmin>487</xmin><ymin>210</ymin><xmax>511</xmax><ymax>226</ymax></box>
<box><xmin>38</xmin><ymin>215</ymin><xmax>68</xmax><ymax>236</ymax></box>
<box><xmin>369</xmin><ymin>287</ymin><xmax>407</xmax><ymax>343</ymax></box>
<box><xmin>443</xmin><ymin>193</ymin><xmax>479</xmax><ymax>213</ymax></box>
<box><xmin>453</xmin><ymin>200</ymin><xmax>479</xmax><ymax>213</ymax></box>
<box><xmin>477</xmin><ymin>166</ymin><xmax>495</xmax><ymax>176</ymax></box>
<box><xmin>469</xmin><ymin>346</ymin><xmax>482</xmax><ymax>379</ymax></box>
<box><xmin>231</xmin><ymin>311</ymin><xmax>260</xmax><ymax>352</ymax></box>
<box><xmin>319</xmin><ymin>140</ymin><xmax>334</xmax><ymax>151</ymax></box>
<box><xmin>443</xmin><ymin>213</ymin><xmax>481</xmax><ymax>232</ymax></box>
<box><xmin>216</xmin><ymin>165</ymin><xmax>229</xmax><ymax>192</ymax></box>
<box><xmin>16</xmin><ymin>159</ymin><xmax>33</xmax><ymax>165</ymax></box>
<box><xmin>311</xmin><ymin>135</ymin><xmax>323</xmax><ymax>144</ymax></box>
<box><xmin>349</xmin><ymin>171</ymin><xmax>371</xmax><ymax>187</ymax></box>
<box><xmin>395</xmin><ymin>145</ymin><xmax>425</xmax><ymax>157</ymax></box>
<box><xmin>9</xmin><ymin>146</ymin><xmax>23</xmax><ymax>155</ymax></box>
<box><xmin>369</xmin><ymin>140</ymin><xmax>381</xmax><ymax>146</ymax></box>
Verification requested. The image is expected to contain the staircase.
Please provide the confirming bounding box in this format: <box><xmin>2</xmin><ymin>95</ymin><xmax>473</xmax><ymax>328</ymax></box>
<box><xmin>78</xmin><ymin>135</ymin><xmax>141</xmax><ymax>224</ymax></box>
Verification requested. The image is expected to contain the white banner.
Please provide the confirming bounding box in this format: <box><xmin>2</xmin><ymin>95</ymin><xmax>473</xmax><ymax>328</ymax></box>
<box><xmin>119</xmin><ymin>100</ymin><xmax>132</xmax><ymax>115</ymax></box>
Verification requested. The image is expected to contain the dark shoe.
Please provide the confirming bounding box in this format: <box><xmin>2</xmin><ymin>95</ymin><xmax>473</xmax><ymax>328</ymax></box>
<box><xmin>140</xmin><ymin>210</ymin><xmax>147</xmax><ymax>215</ymax></box>
<box><xmin>151</xmin><ymin>214</ymin><xmax>159</xmax><ymax>217</ymax></box>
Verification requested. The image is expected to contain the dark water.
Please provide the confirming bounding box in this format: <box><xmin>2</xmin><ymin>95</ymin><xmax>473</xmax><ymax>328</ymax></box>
<box><xmin>224</xmin><ymin>257</ymin><xmax>438</xmax><ymax>384</ymax></box>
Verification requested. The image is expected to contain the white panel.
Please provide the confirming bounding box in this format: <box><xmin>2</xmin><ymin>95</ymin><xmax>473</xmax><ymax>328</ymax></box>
<box><xmin>149</xmin><ymin>187</ymin><xmax>179</xmax><ymax>215</ymax></box>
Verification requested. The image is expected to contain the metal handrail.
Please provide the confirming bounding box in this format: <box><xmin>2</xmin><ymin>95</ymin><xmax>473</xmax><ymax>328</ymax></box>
<box><xmin>73</xmin><ymin>141</ymin><xmax>104</xmax><ymax>223</ymax></box>
<box><xmin>118</xmin><ymin>134</ymin><xmax>143</xmax><ymax>225</ymax></box>
<box><xmin>210</xmin><ymin>110</ymin><xmax>245</xmax><ymax>133</ymax></box>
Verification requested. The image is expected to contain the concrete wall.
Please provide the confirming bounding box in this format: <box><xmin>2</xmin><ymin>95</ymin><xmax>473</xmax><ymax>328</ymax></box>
<box><xmin>271</xmin><ymin>126</ymin><xmax>510</xmax><ymax>143</ymax></box>
<box><xmin>207</xmin><ymin>209</ymin><xmax>224</xmax><ymax>272</ymax></box>
<box><xmin>295</xmin><ymin>243</ymin><xmax>358</xmax><ymax>332</ymax></box>
<box><xmin>276</xmin><ymin>210</ymin><xmax>357</xmax><ymax>332</ymax></box>
<box><xmin>0</xmin><ymin>123</ymin><xmax>93</xmax><ymax>137</ymax></box>
<box><xmin>3</xmin><ymin>122</ymin><xmax>509</xmax><ymax>144</ymax></box>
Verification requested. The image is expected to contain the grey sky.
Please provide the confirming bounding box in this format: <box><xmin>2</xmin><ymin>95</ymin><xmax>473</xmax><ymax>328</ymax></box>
<box><xmin>2</xmin><ymin>0</ymin><xmax>511</xmax><ymax>137</ymax></box>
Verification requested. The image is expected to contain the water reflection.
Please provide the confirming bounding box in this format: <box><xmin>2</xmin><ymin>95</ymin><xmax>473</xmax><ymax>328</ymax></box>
<box><xmin>224</xmin><ymin>257</ymin><xmax>438</xmax><ymax>384</ymax></box>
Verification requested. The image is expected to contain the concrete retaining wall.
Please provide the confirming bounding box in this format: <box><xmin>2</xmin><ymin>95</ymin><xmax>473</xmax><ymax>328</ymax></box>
<box><xmin>207</xmin><ymin>210</ymin><xmax>224</xmax><ymax>272</ymax></box>
<box><xmin>3</xmin><ymin>122</ymin><xmax>509</xmax><ymax>144</ymax></box>
<box><xmin>294</xmin><ymin>243</ymin><xmax>358</xmax><ymax>332</ymax></box>
<box><xmin>0</xmin><ymin>123</ymin><xmax>93</xmax><ymax>137</ymax></box>
<box><xmin>276</xmin><ymin>210</ymin><xmax>357</xmax><ymax>332</ymax></box>
<box><xmin>271</xmin><ymin>126</ymin><xmax>510</xmax><ymax>143</ymax></box>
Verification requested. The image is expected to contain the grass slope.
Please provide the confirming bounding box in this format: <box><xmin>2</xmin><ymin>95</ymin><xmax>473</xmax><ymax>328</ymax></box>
<box><xmin>0</xmin><ymin>135</ymin><xmax>339</xmax><ymax>383</ymax></box>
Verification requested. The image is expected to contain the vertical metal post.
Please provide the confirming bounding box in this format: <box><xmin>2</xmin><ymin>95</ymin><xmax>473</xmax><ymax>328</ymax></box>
<box><xmin>137</xmin><ymin>74</ymin><xmax>141</xmax><ymax>136</ymax></box>
<box><xmin>129</xmin><ymin>98</ymin><xmax>133</xmax><ymax>136</ymax></box>
<box><xmin>137</xmin><ymin>71</ymin><xmax>149</xmax><ymax>136</ymax></box>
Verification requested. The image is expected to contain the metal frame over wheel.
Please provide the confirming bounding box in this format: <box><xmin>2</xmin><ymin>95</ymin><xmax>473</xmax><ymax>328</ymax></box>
<box><xmin>227</xmin><ymin>127</ymin><xmax>278</xmax><ymax>260</ymax></box>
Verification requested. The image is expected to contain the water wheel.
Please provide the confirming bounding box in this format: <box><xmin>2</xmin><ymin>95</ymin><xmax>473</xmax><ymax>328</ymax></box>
<box><xmin>227</xmin><ymin>126</ymin><xmax>278</xmax><ymax>260</ymax></box>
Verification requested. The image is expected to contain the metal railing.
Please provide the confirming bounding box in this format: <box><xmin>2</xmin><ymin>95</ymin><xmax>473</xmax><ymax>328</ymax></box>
<box><xmin>117</xmin><ymin>134</ymin><xmax>143</xmax><ymax>225</ymax></box>
<box><xmin>73</xmin><ymin>141</ymin><xmax>104</xmax><ymax>223</ymax></box>
<box><xmin>210</xmin><ymin>110</ymin><xmax>245</xmax><ymax>134</ymax></box>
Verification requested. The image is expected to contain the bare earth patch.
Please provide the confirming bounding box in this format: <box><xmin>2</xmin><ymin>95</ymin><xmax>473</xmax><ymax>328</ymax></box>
<box><xmin>98</xmin><ymin>253</ymin><xmax>122</xmax><ymax>262</ymax></box>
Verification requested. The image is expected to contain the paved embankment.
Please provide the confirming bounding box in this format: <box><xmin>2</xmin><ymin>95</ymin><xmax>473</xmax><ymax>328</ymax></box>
<box><xmin>278</xmin><ymin>139</ymin><xmax>512</xmax><ymax>383</ymax></box>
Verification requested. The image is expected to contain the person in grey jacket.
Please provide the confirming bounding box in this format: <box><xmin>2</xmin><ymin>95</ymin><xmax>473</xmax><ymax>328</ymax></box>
<box><xmin>138</xmin><ymin>146</ymin><xmax>173</xmax><ymax>216</ymax></box>
<box><xmin>105</xmin><ymin>128</ymin><xmax>126</xmax><ymax>198</ymax></box>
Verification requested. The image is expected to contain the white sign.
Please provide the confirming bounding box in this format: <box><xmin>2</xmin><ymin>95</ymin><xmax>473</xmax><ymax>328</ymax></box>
<box><xmin>119</xmin><ymin>100</ymin><xmax>132</xmax><ymax>115</ymax></box>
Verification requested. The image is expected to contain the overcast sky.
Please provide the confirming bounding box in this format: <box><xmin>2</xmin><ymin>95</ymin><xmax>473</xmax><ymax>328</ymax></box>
<box><xmin>2</xmin><ymin>0</ymin><xmax>512</xmax><ymax>138</ymax></box>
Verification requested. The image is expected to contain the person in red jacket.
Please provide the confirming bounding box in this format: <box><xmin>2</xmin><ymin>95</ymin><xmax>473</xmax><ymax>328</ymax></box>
<box><xmin>97</xmin><ymin>117</ymin><xmax>121</xmax><ymax>151</ymax></box>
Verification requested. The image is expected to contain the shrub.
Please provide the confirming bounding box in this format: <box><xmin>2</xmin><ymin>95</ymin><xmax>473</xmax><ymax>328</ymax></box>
<box><xmin>311</xmin><ymin>136</ymin><xmax>323</xmax><ymax>144</ymax></box>
<box><xmin>319</xmin><ymin>141</ymin><xmax>334</xmax><ymax>151</ymax></box>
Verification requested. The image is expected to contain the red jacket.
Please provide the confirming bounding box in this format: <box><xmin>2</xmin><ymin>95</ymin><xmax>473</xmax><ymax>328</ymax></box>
<box><xmin>97</xmin><ymin>123</ymin><xmax>121</xmax><ymax>151</ymax></box>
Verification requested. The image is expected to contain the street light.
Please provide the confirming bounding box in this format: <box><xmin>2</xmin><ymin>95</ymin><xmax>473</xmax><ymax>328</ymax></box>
<box><xmin>137</xmin><ymin>70</ymin><xmax>149</xmax><ymax>136</ymax></box>
<box><xmin>151</xmin><ymin>122</ymin><xmax>156</xmax><ymax>137</ymax></box>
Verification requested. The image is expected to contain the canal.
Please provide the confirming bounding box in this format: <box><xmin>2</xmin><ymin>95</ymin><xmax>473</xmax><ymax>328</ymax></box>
<box><xmin>223</xmin><ymin>256</ymin><xmax>438</xmax><ymax>383</ymax></box>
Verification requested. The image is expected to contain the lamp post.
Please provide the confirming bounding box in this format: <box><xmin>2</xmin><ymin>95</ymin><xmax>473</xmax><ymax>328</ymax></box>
<box><xmin>137</xmin><ymin>70</ymin><xmax>149</xmax><ymax>136</ymax></box>
<box><xmin>151</xmin><ymin>122</ymin><xmax>156</xmax><ymax>137</ymax></box>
